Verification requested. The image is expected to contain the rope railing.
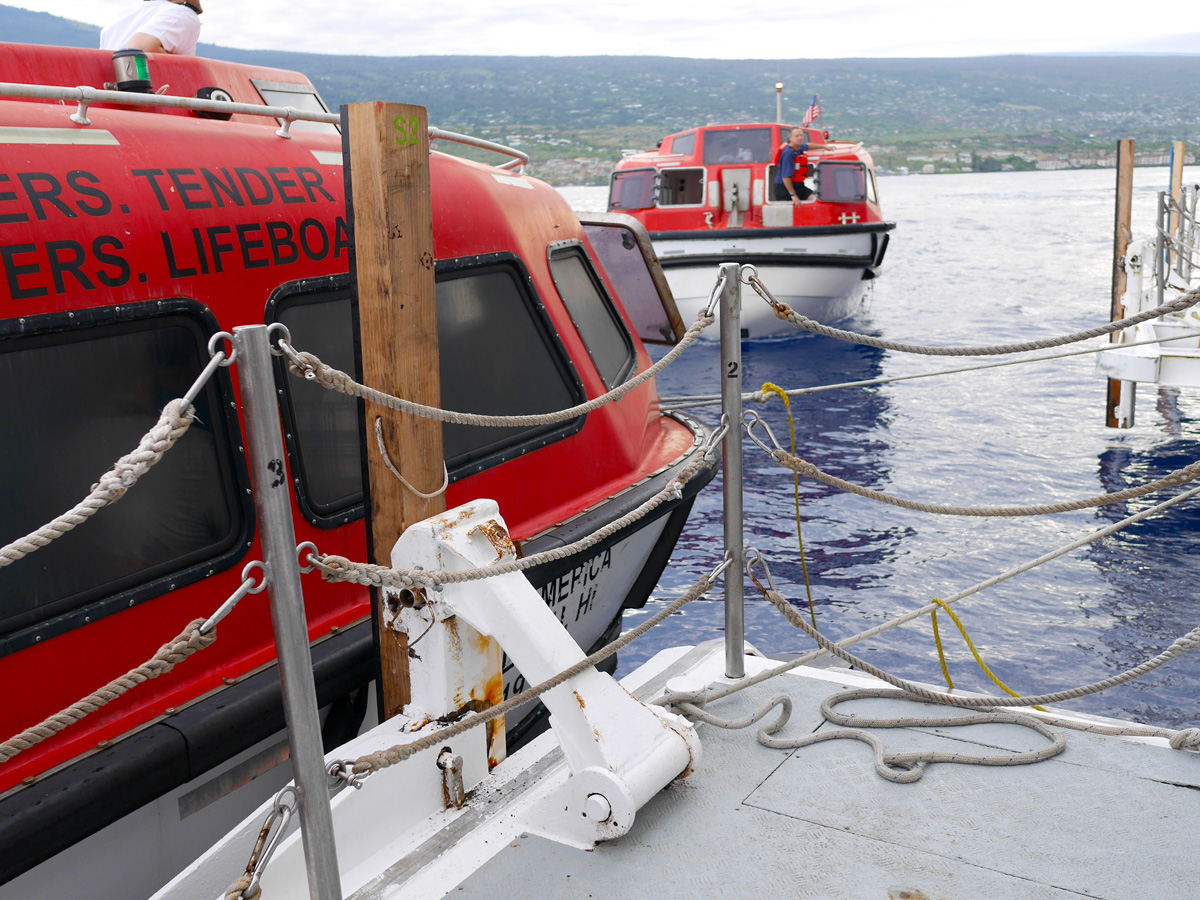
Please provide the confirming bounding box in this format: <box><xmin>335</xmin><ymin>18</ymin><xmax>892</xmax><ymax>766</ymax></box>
<box><xmin>309</xmin><ymin>450</ymin><xmax>717</xmax><ymax>591</ymax></box>
<box><xmin>666</xmin><ymin>532</ymin><xmax>1200</xmax><ymax>781</ymax></box>
<box><xmin>746</xmin><ymin>271</ymin><xmax>1200</xmax><ymax>356</ymax></box>
<box><xmin>660</xmin><ymin>332</ymin><xmax>1200</xmax><ymax>411</ymax></box>
<box><xmin>330</xmin><ymin>568</ymin><xmax>724</xmax><ymax>785</ymax></box>
<box><xmin>277</xmin><ymin>295</ymin><xmax>719</xmax><ymax>428</ymax></box>
<box><xmin>0</xmin><ymin>560</ymin><xmax>267</xmax><ymax>764</ymax></box>
<box><xmin>685</xmin><ymin>485</ymin><xmax>1200</xmax><ymax>709</ymax></box>
<box><xmin>745</xmin><ymin>411</ymin><xmax>1200</xmax><ymax>517</ymax></box>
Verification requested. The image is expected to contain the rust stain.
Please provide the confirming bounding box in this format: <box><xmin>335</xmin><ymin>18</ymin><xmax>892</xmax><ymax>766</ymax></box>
<box><xmin>574</xmin><ymin>691</ymin><xmax>587</xmax><ymax>710</ymax></box>
<box><xmin>445</xmin><ymin>505</ymin><xmax>478</xmax><ymax>528</ymax></box>
<box><xmin>887</xmin><ymin>890</ymin><xmax>931</xmax><ymax>900</ymax></box>
<box><xmin>469</xmin><ymin>519</ymin><xmax>515</xmax><ymax>562</ymax></box>
<box><xmin>435</xmin><ymin>699</ymin><xmax>486</xmax><ymax>725</ymax></box>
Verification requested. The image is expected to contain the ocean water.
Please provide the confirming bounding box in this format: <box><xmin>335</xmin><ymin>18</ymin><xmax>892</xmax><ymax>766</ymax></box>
<box><xmin>561</xmin><ymin>168</ymin><xmax>1200</xmax><ymax>730</ymax></box>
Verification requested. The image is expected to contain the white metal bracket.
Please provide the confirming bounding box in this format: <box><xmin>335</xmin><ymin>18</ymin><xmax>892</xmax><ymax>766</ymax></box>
<box><xmin>390</xmin><ymin>500</ymin><xmax>701</xmax><ymax>849</ymax></box>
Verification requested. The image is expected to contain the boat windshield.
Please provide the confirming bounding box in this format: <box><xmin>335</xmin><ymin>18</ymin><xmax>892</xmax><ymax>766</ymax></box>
<box><xmin>701</xmin><ymin>128</ymin><xmax>772</xmax><ymax>165</ymax></box>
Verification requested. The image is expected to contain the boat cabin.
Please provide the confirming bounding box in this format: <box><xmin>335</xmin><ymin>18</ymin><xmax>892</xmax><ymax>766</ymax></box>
<box><xmin>609</xmin><ymin>123</ymin><xmax>883</xmax><ymax>231</ymax></box>
<box><xmin>0</xmin><ymin>42</ymin><xmax>713</xmax><ymax>898</ymax></box>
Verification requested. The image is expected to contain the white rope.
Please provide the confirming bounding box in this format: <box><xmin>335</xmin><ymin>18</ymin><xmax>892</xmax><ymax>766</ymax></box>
<box><xmin>0</xmin><ymin>399</ymin><xmax>195</xmax><ymax>567</ymax></box>
<box><xmin>374</xmin><ymin>417</ymin><xmax>448</xmax><ymax>500</ymax></box>
<box><xmin>748</xmin><ymin>274</ymin><xmax>1200</xmax><ymax>356</ymax></box>
<box><xmin>312</xmin><ymin>453</ymin><xmax>714</xmax><ymax>590</ymax></box>
<box><xmin>747</xmin><ymin>416</ymin><xmax>1200</xmax><ymax>517</ymax></box>
<box><xmin>660</xmin><ymin>332</ymin><xmax>1200</xmax><ymax>411</ymax></box>
<box><xmin>668</xmin><ymin>486</ymin><xmax>1200</xmax><ymax>768</ymax></box>
<box><xmin>0</xmin><ymin>618</ymin><xmax>216</xmax><ymax>762</ymax></box>
<box><xmin>282</xmin><ymin>306</ymin><xmax>715</xmax><ymax>427</ymax></box>
<box><xmin>340</xmin><ymin>572</ymin><xmax>717</xmax><ymax>780</ymax></box>
<box><xmin>670</xmin><ymin>688</ymin><xmax>1066</xmax><ymax>783</ymax></box>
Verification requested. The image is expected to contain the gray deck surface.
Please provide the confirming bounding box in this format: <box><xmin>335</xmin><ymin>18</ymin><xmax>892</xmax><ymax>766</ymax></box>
<box><xmin>451</xmin><ymin>668</ymin><xmax>1200</xmax><ymax>900</ymax></box>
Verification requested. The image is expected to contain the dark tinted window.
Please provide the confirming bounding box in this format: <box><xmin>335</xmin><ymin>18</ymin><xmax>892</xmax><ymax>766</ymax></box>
<box><xmin>609</xmin><ymin>169</ymin><xmax>656</xmax><ymax>210</ymax></box>
<box><xmin>437</xmin><ymin>267</ymin><xmax>581</xmax><ymax>467</ymax></box>
<box><xmin>0</xmin><ymin>317</ymin><xmax>241</xmax><ymax>637</ymax></box>
<box><xmin>275</xmin><ymin>290</ymin><xmax>363</xmax><ymax>514</ymax></box>
<box><xmin>818</xmin><ymin>162</ymin><xmax>867</xmax><ymax>203</ymax></box>
<box><xmin>548</xmin><ymin>245</ymin><xmax>634</xmax><ymax>388</ymax></box>
<box><xmin>702</xmin><ymin>128</ymin><xmax>773</xmax><ymax>164</ymax></box>
<box><xmin>276</xmin><ymin>264</ymin><xmax>583</xmax><ymax>514</ymax></box>
<box><xmin>584</xmin><ymin>223</ymin><xmax>678</xmax><ymax>344</ymax></box>
<box><xmin>669</xmin><ymin>132</ymin><xmax>696</xmax><ymax>156</ymax></box>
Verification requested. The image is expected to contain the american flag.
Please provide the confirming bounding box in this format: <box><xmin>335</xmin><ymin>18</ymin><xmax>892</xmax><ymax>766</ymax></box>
<box><xmin>800</xmin><ymin>94</ymin><xmax>821</xmax><ymax>127</ymax></box>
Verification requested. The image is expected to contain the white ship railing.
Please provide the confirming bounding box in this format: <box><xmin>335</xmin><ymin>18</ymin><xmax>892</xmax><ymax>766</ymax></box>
<box><xmin>0</xmin><ymin>82</ymin><xmax>528</xmax><ymax>169</ymax></box>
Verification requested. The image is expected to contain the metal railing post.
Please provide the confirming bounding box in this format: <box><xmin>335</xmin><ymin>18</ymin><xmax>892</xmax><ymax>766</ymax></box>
<box><xmin>233</xmin><ymin>325</ymin><xmax>343</xmax><ymax>900</ymax></box>
<box><xmin>718</xmin><ymin>262</ymin><xmax>745</xmax><ymax>679</ymax></box>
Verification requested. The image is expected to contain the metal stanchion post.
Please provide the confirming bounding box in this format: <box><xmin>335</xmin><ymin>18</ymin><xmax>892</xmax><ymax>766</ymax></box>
<box><xmin>718</xmin><ymin>263</ymin><xmax>745</xmax><ymax>679</ymax></box>
<box><xmin>233</xmin><ymin>325</ymin><xmax>343</xmax><ymax>900</ymax></box>
<box><xmin>1157</xmin><ymin>191</ymin><xmax>1167</xmax><ymax>309</ymax></box>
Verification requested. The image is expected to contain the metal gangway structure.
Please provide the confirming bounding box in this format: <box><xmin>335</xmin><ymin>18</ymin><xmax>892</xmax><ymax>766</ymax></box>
<box><xmin>1098</xmin><ymin>139</ymin><xmax>1200</xmax><ymax>426</ymax></box>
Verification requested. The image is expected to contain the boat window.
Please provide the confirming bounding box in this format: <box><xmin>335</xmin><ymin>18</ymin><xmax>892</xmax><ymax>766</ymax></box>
<box><xmin>668</xmin><ymin>132</ymin><xmax>696</xmax><ymax>156</ymax></box>
<box><xmin>817</xmin><ymin>162</ymin><xmax>868</xmax><ymax>203</ymax></box>
<box><xmin>274</xmin><ymin>261</ymin><xmax>585</xmax><ymax>519</ymax></box>
<box><xmin>583</xmin><ymin>219</ymin><xmax>683</xmax><ymax>345</ymax></box>
<box><xmin>657</xmin><ymin>168</ymin><xmax>705</xmax><ymax>207</ymax></box>
<box><xmin>701</xmin><ymin>128</ymin><xmax>772</xmax><ymax>165</ymax></box>
<box><xmin>866</xmin><ymin>168</ymin><xmax>879</xmax><ymax>204</ymax></box>
<box><xmin>548</xmin><ymin>244</ymin><xmax>635</xmax><ymax>389</ymax></box>
<box><xmin>609</xmin><ymin>168</ymin><xmax>656</xmax><ymax>210</ymax></box>
<box><xmin>0</xmin><ymin>313</ymin><xmax>244</xmax><ymax>640</ymax></box>
<box><xmin>251</xmin><ymin>79</ymin><xmax>339</xmax><ymax>135</ymax></box>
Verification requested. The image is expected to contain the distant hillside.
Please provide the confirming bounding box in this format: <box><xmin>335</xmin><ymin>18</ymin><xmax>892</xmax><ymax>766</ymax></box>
<box><xmin>0</xmin><ymin>5</ymin><xmax>98</xmax><ymax>47</ymax></box>
<box><xmin>4</xmin><ymin>4</ymin><xmax>1198</xmax><ymax>183</ymax></box>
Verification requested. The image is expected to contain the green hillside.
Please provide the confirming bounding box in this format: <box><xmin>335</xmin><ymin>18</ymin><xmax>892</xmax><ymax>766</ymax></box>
<box><xmin>3</xmin><ymin>5</ymin><xmax>1197</xmax><ymax>183</ymax></box>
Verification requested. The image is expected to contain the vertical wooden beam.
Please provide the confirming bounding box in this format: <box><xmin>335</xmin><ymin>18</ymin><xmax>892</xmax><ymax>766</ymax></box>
<box><xmin>1168</xmin><ymin>140</ymin><xmax>1186</xmax><ymax>266</ymax></box>
<box><xmin>1106</xmin><ymin>139</ymin><xmax>1135</xmax><ymax>428</ymax></box>
<box><xmin>342</xmin><ymin>102</ymin><xmax>444</xmax><ymax>720</ymax></box>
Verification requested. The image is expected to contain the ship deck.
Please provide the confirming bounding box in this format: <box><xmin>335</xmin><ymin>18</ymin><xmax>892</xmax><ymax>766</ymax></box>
<box><xmin>396</xmin><ymin>641</ymin><xmax>1200</xmax><ymax>900</ymax></box>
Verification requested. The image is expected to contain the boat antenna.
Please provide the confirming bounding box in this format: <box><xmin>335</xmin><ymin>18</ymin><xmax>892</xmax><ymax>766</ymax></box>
<box><xmin>775</xmin><ymin>81</ymin><xmax>784</xmax><ymax>124</ymax></box>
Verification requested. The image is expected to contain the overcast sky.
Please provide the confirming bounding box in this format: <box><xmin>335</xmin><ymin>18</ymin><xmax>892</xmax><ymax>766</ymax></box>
<box><xmin>11</xmin><ymin>0</ymin><xmax>1200</xmax><ymax>58</ymax></box>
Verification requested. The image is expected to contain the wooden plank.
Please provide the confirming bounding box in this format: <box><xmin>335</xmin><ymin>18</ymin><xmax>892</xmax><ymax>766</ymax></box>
<box><xmin>1168</xmin><ymin>140</ymin><xmax>1186</xmax><ymax>266</ymax></box>
<box><xmin>1106</xmin><ymin>138</ymin><xmax>1135</xmax><ymax>428</ymax></box>
<box><xmin>342</xmin><ymin>102</ymin><xmax>444</xmax><ymax>720</ymax></box>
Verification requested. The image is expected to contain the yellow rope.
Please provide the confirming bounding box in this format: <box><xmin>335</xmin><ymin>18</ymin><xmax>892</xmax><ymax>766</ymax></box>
<box><xmin>761</xmin><ymin>382</ymin><xmax>816</xmax><ymax>629</ymax></box>
<box><xmin>930</xmin><ymin>598</ymin><xmax>1045</xmax><ymax>711</ymax></box>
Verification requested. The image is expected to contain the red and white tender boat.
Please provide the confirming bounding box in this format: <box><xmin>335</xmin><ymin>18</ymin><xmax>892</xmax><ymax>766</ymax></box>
<box><xmin>0</xmin><ymin>42</ymin><xmax>716</xmax><ymax>900</ymax></box>
<box><xmin>609</xmin><ymin>122</ymin><xmax>895</xmax><ymax>338</ymax></box>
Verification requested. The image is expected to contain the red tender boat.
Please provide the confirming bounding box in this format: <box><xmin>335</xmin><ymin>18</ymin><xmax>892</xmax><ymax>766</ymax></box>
<box><xmin>0</xmin><ymin>42</ymin><xmax>716</xmax><ymax>899</ymax></box>
<box><xmin>609</xmin><ymin>121</ymin><xmax>895</xmax><ymax>338</ymax></box>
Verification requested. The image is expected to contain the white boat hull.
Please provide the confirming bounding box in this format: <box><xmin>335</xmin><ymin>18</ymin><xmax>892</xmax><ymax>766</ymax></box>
<box><xmin>653</xmin><ymin>231</ymin><xmax>882</xmax><ymax>339</ymax></box>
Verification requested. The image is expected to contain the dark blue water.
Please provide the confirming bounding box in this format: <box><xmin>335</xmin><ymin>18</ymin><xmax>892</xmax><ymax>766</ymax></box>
<box><xmin>563</xmin><ymin>169</ymin><xmax>1200</xmax><ymax>730</ymax></box>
